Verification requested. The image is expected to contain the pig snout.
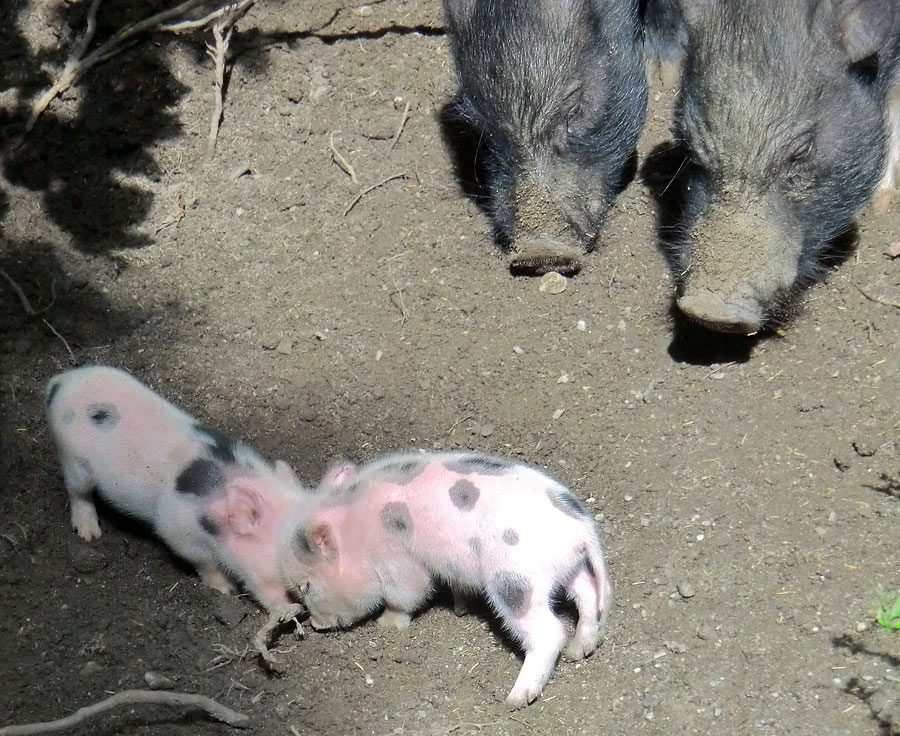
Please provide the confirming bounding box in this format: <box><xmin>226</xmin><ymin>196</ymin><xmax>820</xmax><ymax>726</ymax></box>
<box><xmin>675</xmin><ymin>203</ymin><xmax>798</xmax><ymax>334</ymax></box>
<box><xmin>676</xmin><ymin>288</ymin><xmax>763</xmax><ymax>335</ymax></box>
<box><xmin>509</xmin><ymin>234</ymin><xmax>584</xmax><ymax>277</ymax></box>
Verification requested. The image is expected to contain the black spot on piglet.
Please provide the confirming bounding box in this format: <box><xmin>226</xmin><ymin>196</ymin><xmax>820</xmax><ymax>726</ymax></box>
<box><xmin>502</xmin><ymin>528</ymin><xmax>519</xmax><ymax>545</ymax></box>
<box><xmin>199</xmin><ymin>515</ymin><xmax>221</xmax><ymax>536</ymax></box>
<box><xmin>176</xmin><ymin>458</ymin><xmax>224</xmax><ymax>496</ymax></box>
<box><xmin>444</xmin><ymin>455</ymin><xmax>512</xmax><ymax>476</ymax></box>
<box><xmin>492</xmin><ymin>571</ymin><xmax>532</xmax><ymax>613</ymax></box>
<box><xmin>377</xmin><ymin>458</ymin><xmax>426</xmax><ymax>485</ymax></box>
<box><xmin>547</xmin><ymin>486</ymin><xmax>589</xmax><ymax>520</ymax></box>
<box><xmin>193</xmin><ymin>423</ymin><xmax>237</xmax><ymax>464</ymax></box>
<box><xmin>88</xmin><ymin>403</ymin><xmax>121</xmax><ymax>430</ymax></box>
<box><xmin>380</xmin><ymin>502</ymin><xmax>413</xmax><ymax>536</ymax></box>
<box><xmin>45</xmin><ymin>380</ymin><xmax>61</xmax><ymax>409</ymax></box>
<box><xmin>292</xmin><ymin>527</ymin><xmax>315</xmax><ymax>561</ymax></box>
<box><xmin>449</xmin><ymin>480</ymin><xmax>480</xmax><ymax>511</ymax></box>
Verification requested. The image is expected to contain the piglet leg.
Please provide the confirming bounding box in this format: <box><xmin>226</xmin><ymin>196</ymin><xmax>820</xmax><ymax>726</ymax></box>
<box><xmin>502</xmin><ymin>599</ymin><xmax>567</xmax><ymax>709</ymax></box>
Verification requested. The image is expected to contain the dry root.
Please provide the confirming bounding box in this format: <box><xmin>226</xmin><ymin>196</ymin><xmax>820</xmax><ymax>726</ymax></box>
<box><xmin>21</xmin><ymin>0</ymin><xmax>259</xmax><ymax>155</ymax></box>
<box><xmin>0</xmin><ymin>689</ymin><xmax>250</xmax><ymax>735</ymax></box>
<box><xmin>252</xmin><ymin>602</ymin><xmax>304</xmax><ymax>669</ymax></box>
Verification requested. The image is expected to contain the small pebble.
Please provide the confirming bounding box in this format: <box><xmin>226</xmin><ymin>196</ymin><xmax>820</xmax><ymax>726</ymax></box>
<box><xmin>664</xmin><ymin>640</ymin><xmax>687</xmax><ymax>653</ymax></box>
<box><xmin>538</xmin><ymin>272</ymin><xmax>567</xmax><ymax>294</ymax></box>
<box><xmin>855</xmin><ymin>621</ymin><xmax>868</xmax><ymax>633</ymax></box>
<box><xmin>642</xmin><ymin>693</ymin><xmax>661</xmax><ymax>709</ymax></box>
<box><xmin>478</xmin><ymin>423</ymin><xmax>495</xmax><ymax>438</ymax></box>
<box><xmin>513</xmin><ymin>345</ymin><xmax>525</xmax><ymax>355</ymax></box>
<box><xmin>576</xmin><ymin>319</ymin><xmax>587</xmax><ymax>331</ymax></box>
<box><xmin>80</xmin><ymin>661</ymin><xmax>103</xmax><ymax>676</ymax></box>
<box><xmin>144</xmin><ymin>671</ymin><xmax>175</xmax><ymax>690</ymax></box>
<box><xmin>275</xmin><ymin>338</ymin><xmax>293</xmax><ymax>355</ymax></box>
<box><xmin>229</xmin><ymin>162</ymin><xmax>252</xmax><ymax>180</ymax></box>
<box><xmin>552</xmin><ymin>408</ymin><xmax>566</xmax><ymax>420</ymax></box>
<box><xmin>677</xmin><ymin>581</ymin><xmax>696</xmax><ymax>599</ymax></box>
<box><xmin>696</xmin><ymin>624</ymin><xmax>712</xmax><ymax>640</ymax></box>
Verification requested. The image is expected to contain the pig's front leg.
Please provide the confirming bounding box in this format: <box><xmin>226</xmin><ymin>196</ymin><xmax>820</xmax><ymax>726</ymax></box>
<box><xmin>377</xmin><ymin>608</ymin><xmax>413</xmax><ymax>629</ymax></box>
<box><xmin>376</xmin><ymin>560</ymin><xmax>433</xmax><ymax>629</ymax></box>
<box><xmin>61</xmin><ymin>456</ymin><xmax>101</xmax><ymax>541</ymax></box>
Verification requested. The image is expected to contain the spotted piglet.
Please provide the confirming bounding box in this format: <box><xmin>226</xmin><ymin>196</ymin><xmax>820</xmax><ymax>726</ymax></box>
<box><xmin>279</xmin><ymin>452</ymin><xmax>613</xmax><ymax>708</ymax></box>
<box><xmin>45</xmin><ymin>365</ymin><xmax>309</xmax><ymax>610</ymax></box>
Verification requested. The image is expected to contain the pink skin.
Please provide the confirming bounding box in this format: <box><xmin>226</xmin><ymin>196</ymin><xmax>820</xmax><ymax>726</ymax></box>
<box><xmin>45</xmin><ymin>365</ymin><xmax>310</xmax><ymax>610</ymax></box>
<box><xmin>279</xmin><ymin>452</ymin><xmax>612</xmax><ymax>709</ymax></box>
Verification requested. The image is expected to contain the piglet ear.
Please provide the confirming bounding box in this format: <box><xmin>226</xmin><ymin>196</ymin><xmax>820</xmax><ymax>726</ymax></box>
<box><xmin>834</xmin><ymin>0</ymin><xmax>896</xmax><ymax>62</ymax></box>
<box><xmin>308</xmin><ymin>523</ymin><xmax>339</xmax><ymax>562</ymax></box>
<box><xmin>319</xmin><ymin>461</ymin><xmax>357</xmax><ymax>492</ymax></box>
<box><xmin>224</xmin><ymin>483</ymin><xmax>264</xmax><ymax>537</ymax></box>
<box><xmin>274</xmin><ymin>459</ymin><xmax>303</xmax><ymax>490</ymax></box>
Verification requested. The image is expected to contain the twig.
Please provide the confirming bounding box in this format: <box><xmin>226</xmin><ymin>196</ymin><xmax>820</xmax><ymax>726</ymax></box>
<box><xmin>162</xmin><ymin>0</ymin><xmax>254</xmax><ymax>32</ymax></box>
<box><xmin>390</xmin><ymin>100</ymin><xmax>411</xmax><ymax>151</ymax></box>
<box><xmin>206</xmin><ymin>22</ymin><xmax>233</xmax><ymax>158</ymax></box>
<box><xmin>343</xmin><ymin>173</ymin><xmax>408</xmax><ymax>216</ymax></box>
<box><xmin>854</xmin><ymin>283</ymin><xmax>900</xmax><ymax>310</ymax></box>
<box><xmin>21</xmin><ymin>0</ymin><xmax>261</xmax><ymax>144</ymax></box>
<box><xmin>42</xmin><ymin>319</ymin><xmax>77</xmax><ymax>366</ymax></box>
<box><xmin>0</xmin><ymin>266</ymin><xmax>36</xmax><ymax>315</ymax></box>
<box><xmin>329</xmin><ymin>132</ymin><xmax>359</xmax><ymax>185</ymax></box>
<box><xmin>0</xmin><ymin>690</ymin><xmax>250</xmax><ymax>735</ymax></box>
<box><xmin>252</xmin><ymin>603</ymin><xmax>304</xmax><ymax>669</ymax></box>
<box><xmin>607</xmin><ymin>265</ymin><xmax>618</xmax><ymax>299</ymax></box>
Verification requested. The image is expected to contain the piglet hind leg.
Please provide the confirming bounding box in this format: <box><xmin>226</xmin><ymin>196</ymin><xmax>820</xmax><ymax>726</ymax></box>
<box><xmin>61</xmin><ymin>457</ymin><xmax>101</xmax><ymax>541</ymax></box>
<box><xmin>563</xmin><ymin>566</ymin><xmax>601</xmax><ymax>661</ymax></box>
<box><xmin>489</xmin><ymin>577</ymin><xmax>567</xmax><ymax>709</ymax></box>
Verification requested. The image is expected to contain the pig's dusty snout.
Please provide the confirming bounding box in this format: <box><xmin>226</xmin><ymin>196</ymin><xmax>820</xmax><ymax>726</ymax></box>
<box><xmin>509</xmin><ymin>235</ymin><xmax>584</xmax><ymax>277</ymax></box>
<box><xmin>677</xmin><ymin>288</ymin><xmax>763</xmax><ymax>335</ymax></box>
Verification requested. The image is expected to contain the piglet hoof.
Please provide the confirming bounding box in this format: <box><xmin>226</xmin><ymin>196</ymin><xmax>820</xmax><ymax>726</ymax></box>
<box><xmin>72</xmin><ymin>511</ymin><xmax>102</xmax><ymax>542</ymax></box>
<box><xmin>563</xmin><ymin>638</ymin><xmax>597</xmax><ymax>662</ymax></box>
<box><xmin>450</xmin><ymin>587</ymin><xmax>471</xmax><ymax>617</ymax></box>
<box><xmin>376</xmin><ymin>609</ymin><xmax>412</xmax><ymax>630</ymax></box>
<box><xmin>504</xmin><ymin>686</ymin><xmax>540</xmax><ymax>710</ymax></box>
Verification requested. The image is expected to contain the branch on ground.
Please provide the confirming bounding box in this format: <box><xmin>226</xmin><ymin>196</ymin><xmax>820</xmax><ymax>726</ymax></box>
<box><xmin>0</xmin><ymin>689</ymin><xmax>250</xmax><ymax>735</ymax></box>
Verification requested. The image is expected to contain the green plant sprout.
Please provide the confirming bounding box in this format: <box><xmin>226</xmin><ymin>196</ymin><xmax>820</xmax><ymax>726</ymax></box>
<box><xmin>876</xmin><ymin>592</ymin><xmax>900</xmax><ymax>630</ymax></box>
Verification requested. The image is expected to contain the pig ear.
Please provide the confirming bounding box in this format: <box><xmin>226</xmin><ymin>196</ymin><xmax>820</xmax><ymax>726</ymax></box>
<box><xmin>833</xmin><ymin>0</ymin><xmax>895</xmax><ymax>62</ymax></box>
<box><xmin>308</xmin><ymin>523</ymin><xmax>339</xmax><ymax>562</ymax></box>
<box><xmin>320</xmin><ymin>461</ymin><xmax>357</xmax><ymax>492</ymax></box>
<box><xmin>224</xmin><ymin>483</ymin><xmax>265</xmax><ymax>537</ymax></box>
<box><xmin>274</xmin><ymin>459</ymin><xmax>303</xmax><ymax>490</ymax></box>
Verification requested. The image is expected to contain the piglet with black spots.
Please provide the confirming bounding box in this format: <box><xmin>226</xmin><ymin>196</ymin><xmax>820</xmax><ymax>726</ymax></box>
<box><xmin>279</xmin><ymin>452</ymin><xmax>612</xmax><ymax>708</ymax></box>
<box><xmin>45</xmin><ymin>365</ymin><xmax>309</xmax><ymax>610</ymax></box>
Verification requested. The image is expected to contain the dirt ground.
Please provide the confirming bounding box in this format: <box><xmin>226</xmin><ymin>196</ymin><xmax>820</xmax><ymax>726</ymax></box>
<box><xmin>1</xmin><ymin>1</ymin><xmax>899</xmax><ymax>734</ymax></box>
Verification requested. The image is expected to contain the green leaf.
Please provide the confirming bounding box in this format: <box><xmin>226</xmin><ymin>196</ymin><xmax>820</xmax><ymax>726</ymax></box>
<box><xmin>875</xmin><ymin>592</ymin><xmax>900</xmax><ymax>630</ymax></box>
